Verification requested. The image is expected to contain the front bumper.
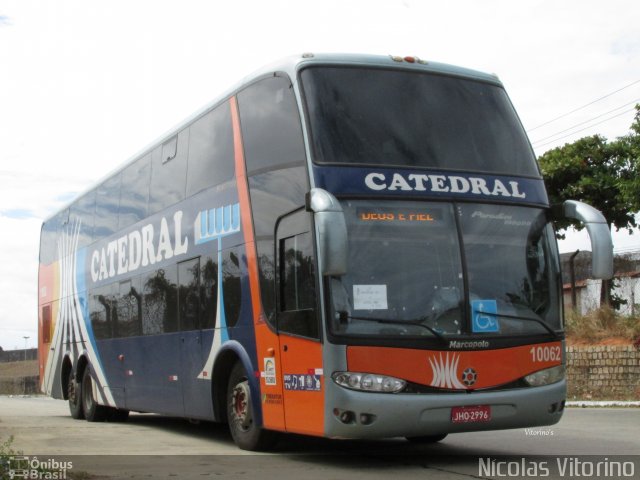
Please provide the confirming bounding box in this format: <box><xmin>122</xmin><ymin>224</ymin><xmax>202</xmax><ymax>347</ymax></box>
<box><xmin>325</xmin><ymin>379</ymin><xmax>566</xmax><ymax>439</ymax></box>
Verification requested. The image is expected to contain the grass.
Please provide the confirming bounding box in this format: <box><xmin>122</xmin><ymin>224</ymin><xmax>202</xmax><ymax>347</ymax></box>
<box><xmin>0</xmin><ymin>435</ymin><xmax>93</xmax><ymax>480</ymax></box>
<box><xmin>565</xmin><ymin>306</ymin><xmax>640</xmax><ymax>344</ymax></box>
<box><xmin>0</xmin><ymin>436</ymin><xmax>20</xmax><ymax>480</ymax></box>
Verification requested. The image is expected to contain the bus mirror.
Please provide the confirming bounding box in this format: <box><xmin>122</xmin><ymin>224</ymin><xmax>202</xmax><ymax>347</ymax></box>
<box><xmin>561</xmin><ymin>200</ymin><xmax>613</xmax><ymax>280</ymax></box>
<box><xmin>307</xmin><ymin>188</ymin><xmax>348</xmax><ymax>276</ymax></box>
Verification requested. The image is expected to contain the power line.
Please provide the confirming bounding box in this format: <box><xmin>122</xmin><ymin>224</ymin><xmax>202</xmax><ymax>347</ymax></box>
<box><xmin>532</xmin><ymin>108</ymin><xmax>636</xmax><ymax>150</ymax></box>
<box><xmin>531</xmin><ymin>99</ymin><xmax>640</xmax><ymax>146</ymax></box>
<box><xmin>527</xmin><ymin>79</ymin><xmax>640</xmax><ymax>133</ymax></box>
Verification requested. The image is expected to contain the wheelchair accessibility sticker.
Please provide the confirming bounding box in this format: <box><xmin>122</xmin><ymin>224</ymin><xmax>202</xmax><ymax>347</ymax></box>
<box><xmin>471</xmin><ymin>300</ymin><xmax>499</xmax><ymax>333</ymax></box>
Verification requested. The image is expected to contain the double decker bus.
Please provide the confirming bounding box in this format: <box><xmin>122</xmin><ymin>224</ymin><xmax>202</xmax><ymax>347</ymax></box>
<box><xmin>38</xmin><ymin>53</ymin><xmax>613</xmax><ymax>450</ymax></box>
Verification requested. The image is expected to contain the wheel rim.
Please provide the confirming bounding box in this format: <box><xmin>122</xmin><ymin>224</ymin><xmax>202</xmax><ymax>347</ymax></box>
<box><xmin>230</xmin><ymin>380</ymin><xmax>251</xmax><ymax>432</ymax></box>
<box><xmin>68</xmin><ymin>375</ymin><xmax>78</xmax><ymax>407</ymax></box>
<box><xmin>82</xmin><ymin>372</ymin><xmax>93</xmax><ymax>413</ymax></box>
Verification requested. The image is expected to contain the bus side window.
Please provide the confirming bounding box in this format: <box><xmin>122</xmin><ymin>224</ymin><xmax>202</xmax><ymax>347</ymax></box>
<box><xmin>149</xmin><ymin>129</ymin><xmax>188</xmax><ymax>215</ymax></box>
<box><xmin>116</xmin><ymin>278</ymin><xmax>142</xmax><ymax>337</ymax></box>
<box><xmin>238</xmin><ymin>73</ymin><xmax>309</xmax><ymax>328</ymax></box>
<box><xmin>119</xmin><ymin>154</ymin><xmax>150</xmax><ymax>230</ymax></box>
<box><xmin>277</xmin><ymin>210</ymin><xmax>319</xmax><ymax>339</ymax></box>
<box><xmin>95</xmin><ymin>174</ymin><xmax>121</xmax><ymax>241</ymax></box>
<box><xmin>69</xmin><ymin>190</ymin><xmax>95</xmax><ymax>248</ymax></box>
<box><xmin>222</xmin><ymin>248</ymin><xmax>242</xmax><ymax>329</ymax></box>
<box><xmin>237</xmin><ymin>74</ymin><xmax>306</xmax><ymax>174</ymax></box>
<box><xmin>90</xmin><ymin>284</ymin><xmax>115</xmax><ymax>340</ymax></box>
<box><xmin>142</xmin><ymin>267</ymin><xmax>178</xmax><ymax>335</ymax></box>
<box><xmin>178</xmin><ymin>257</ymin><xmax>200</xmax><ymax>331</ymax></box>
<box><xmin>142</xmin><ymin>270</ymin><xmax>163</xmax><ymax>335</ymax></box>
<box><xmin>200</xmin><ymin>256</ymin><xmax>218</xmax><ymax>330</ymax></box>
<box><xmin>186</xmin><ymin>102</ymin><xmax>234</xmax><ymax>196</ymax></box>
<box><xmin>40</xmin><ymin>209</ymin><xmax>69</xmax><ymax>265</ymax></box>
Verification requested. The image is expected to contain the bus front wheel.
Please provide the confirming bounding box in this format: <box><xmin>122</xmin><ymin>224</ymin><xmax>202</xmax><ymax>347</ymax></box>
<box><xmin>226</xmin><ymin>362</ymin><xmax>276</xmax><ymax>451</ymax></box>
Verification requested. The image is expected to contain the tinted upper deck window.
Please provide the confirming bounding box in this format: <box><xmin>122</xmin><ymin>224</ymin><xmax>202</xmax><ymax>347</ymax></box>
<box><xmin>40</xmin><ymin>209</ymin><xmax>68</xmax><ymax>265</ymax></box>
<box><xmin>95</xmin><ymin>173</ymin><xmax>121</xmax><ymax>240</ymax></box>
<box><xmin>187</xmin><ymin>102</ymin><xmax>235</xmax><ymax>196</ymax></box>
<box><xmin>300</xmin><ymin>67</ymin><xmax>539</xmax><ymax>177</ymax></box>
<box><xmin>69</xmin><ymin>190</ymin><xmax>95</xmax><ymax>248</ymax></box>
<box><xmin>149</xmin><ymin>129</ymin><xmax>188</xmax><ymax>214</ymax></box>
<box><xmin>119</xmin><ymin>153</ymin><xmax>150</xmax><ymax>229</ymax></box>
<box><xmin>237</xmin><ymin>75</ymin><xmax>306</xmax><ymax>175</ymax></box>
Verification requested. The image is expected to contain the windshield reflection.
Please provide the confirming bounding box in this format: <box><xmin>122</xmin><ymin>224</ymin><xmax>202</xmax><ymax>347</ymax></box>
<box><xmin>329</xmin><ymin>201</ymin><xmax>561</xmax><ymax>339</ymax></box>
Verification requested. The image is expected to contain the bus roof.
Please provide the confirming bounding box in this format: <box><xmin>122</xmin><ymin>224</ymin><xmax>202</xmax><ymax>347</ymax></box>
<box><xmin>44</xmin><ymin>53</ymin><xmax>502</xmax><ymax>224</ymax></box>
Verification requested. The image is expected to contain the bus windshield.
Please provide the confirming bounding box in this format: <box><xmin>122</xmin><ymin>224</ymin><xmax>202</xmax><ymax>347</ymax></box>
<box><xmin>301</xmin><ymin>66</ymin><xmax>539</xmax><ymax>177</ymax></box>
<box><xmin>329</xmin><ymin>200</ymin><xmax>561</xmax><ymax>339</ymax></box>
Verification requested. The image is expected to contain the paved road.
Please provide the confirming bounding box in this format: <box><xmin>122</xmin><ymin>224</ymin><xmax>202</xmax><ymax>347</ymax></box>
<box><xmin>0</xmin><ymin>396</ymin><xmax>638</xmax><ymax>479</ymax></box>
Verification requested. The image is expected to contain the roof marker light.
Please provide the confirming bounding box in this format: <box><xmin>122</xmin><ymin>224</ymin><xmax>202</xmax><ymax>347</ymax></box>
<box><xmin>390</xmin><ymin>55</ymin><xmax>403</xmax><ymax>62</ymax></box>
<box><xmin>404</xmin><ymin>56</ymin><xmax>416</xmax><ymax>63</ymax></box>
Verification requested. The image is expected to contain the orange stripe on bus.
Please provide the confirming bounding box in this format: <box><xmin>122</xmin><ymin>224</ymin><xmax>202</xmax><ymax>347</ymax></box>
<box><xmin>230</xmin><ymin>96</ymin><xmax>285</xmax><ymax>431</ymax></box>
<box><xmin>230</xmin><ymin>96</ymin><xmax>264</xmax><ymax>325</ymax></box>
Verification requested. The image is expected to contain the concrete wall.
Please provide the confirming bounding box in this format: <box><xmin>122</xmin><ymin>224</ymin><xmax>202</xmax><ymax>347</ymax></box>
<box><xmin>0</xmin><ymin>376</ymin><xmax>39</xmax><ymax>395</ymax></box>
<box><xmin>564</xmin><ymin>277</ymin><xmax>640</xmax><ymax>316</ymax></box>
<box><xmin>566</xmin><ymin>345</ymin><xmax>640</xmax><ymax>400</ymax></box>
<box><xmin>0</xmin><ymin>348</ymin><xmax>37</xmax><ymax>363</ymax></box>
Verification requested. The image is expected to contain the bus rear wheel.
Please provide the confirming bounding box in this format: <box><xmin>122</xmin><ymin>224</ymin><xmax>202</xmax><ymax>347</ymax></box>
<box><xmin>67</xmin><ymin>367</ymin><xmax>84</xmax><ymax>420</ymax></box>
<box><xmin>226</xmin><ymin>362</ymin><xmax>276</xmax><ymax>451</ymax></box>
<box><xmin>81</xmin><ymin>367</ymin><xmax>108</xmax><ymax>422</ymax></box>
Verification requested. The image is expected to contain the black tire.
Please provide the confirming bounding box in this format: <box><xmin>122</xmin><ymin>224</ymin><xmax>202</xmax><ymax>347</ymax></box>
<box><xmin>226</xmin><ymin>362</ymin><xmax>277</xmax><ymax>451</ymax></box>
<box><xmin>406</xmin><ymin>433</ymin><xmax>448</xmax><ymax>444</ymax></box>
<box><xmin>81</xmin><ymin>367</ymin><xmax>108</xmax><ymax>422</ymax></box>
<box><xmin>107</xmin><ymin>408</ymin><xmax>130</xmax><ymax>422</ymax></box>
<box><xmin>67</xmin><ymin>367</ymin><xmax>84</xmax><ymax>420</ymax></box>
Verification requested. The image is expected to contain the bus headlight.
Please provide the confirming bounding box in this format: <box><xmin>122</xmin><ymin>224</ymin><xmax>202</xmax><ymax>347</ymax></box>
<box><xmin>332</xmin><ymin>372</ymin><xmax>406</xmax><ymax>393</ymax></box>
<box><xmin>524</xmin><ymin>365</ymin><xmax>565</xmax><ymax>387</ymax></box>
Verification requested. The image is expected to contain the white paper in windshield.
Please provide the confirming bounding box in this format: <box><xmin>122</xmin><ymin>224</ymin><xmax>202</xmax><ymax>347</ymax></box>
<box><xmin>353</xmin><ymin>285</ymin><xmax>388</xmax><ymax>310</ymax></box>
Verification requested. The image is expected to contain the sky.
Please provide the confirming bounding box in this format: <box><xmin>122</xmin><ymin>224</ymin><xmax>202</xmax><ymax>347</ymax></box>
<box><xmin>1</xmin><ymin>0</ymin><xmax>639</xmax><ymax>350</ymax></box>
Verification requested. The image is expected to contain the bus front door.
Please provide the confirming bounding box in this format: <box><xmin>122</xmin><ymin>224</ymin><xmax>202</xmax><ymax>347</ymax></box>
<box><xmin>276</xmin><ymin>210</ymin><xmax>324</xmax><ymax>436</ymax></box>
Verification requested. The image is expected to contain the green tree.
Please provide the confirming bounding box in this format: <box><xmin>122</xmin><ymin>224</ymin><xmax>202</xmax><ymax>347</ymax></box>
<box><xmin>617</xmin><ymin>106</ymin><xmax>640</xmax><ymax>210</ymax></box>
<box><xmin>538</xmin><ymin>105</ymin><xmax>640</xmax><ymax>306</ymax></box>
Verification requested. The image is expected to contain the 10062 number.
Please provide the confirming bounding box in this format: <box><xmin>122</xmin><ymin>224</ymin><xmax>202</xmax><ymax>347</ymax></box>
<box><xmin>530</xmin><ymin>345</ymin><xmax>561</xmax><ymax>363</ymax></box>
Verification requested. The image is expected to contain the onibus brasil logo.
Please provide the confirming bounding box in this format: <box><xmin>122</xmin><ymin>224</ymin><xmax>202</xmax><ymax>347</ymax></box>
<box><xmin>6</xmin><ymin>456</ymin><xmax>73</xmax><ymax>480</ymax></box>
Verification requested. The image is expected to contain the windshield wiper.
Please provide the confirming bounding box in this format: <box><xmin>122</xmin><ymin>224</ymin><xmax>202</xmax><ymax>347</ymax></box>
<box><xmin>338</xmin><ymin>312</ymin><xmax>448</xmax><ymax>344</ymax></box>
<box><xmin>478</xmin><ymin>310</ymin><xmax>561</xmax><ymax>339</ymax></box>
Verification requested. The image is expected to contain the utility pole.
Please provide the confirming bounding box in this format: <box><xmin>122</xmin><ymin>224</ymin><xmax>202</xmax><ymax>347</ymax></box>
<box><xmin>22</xmin><ymin>336</ymin><xmax>30</xmax><ymax>395</ymax></box>
<box><xmin>569</xmin><ymin>250</ymin><xmax>580</xmax><ymax>311</ymax></box>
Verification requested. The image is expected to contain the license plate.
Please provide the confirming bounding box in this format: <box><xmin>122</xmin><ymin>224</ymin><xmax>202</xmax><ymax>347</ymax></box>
<box><xmin>451</xmin><ymin>405</ymin><xmax>491</xmax><ymax>424</ymax></box>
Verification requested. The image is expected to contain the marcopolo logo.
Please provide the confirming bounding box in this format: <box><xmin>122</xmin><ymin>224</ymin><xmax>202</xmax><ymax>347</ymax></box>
<box><xmin>7</xmin><ymin>456</ymin><xmax>73</xmax><ymax>479</ymax></box>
